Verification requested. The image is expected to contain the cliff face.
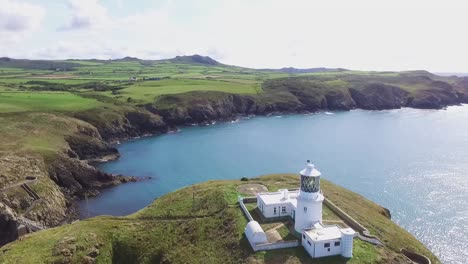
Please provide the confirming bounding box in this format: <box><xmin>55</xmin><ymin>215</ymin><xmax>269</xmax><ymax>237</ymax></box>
<box><xmin>0</xmin><ymin>108</ymin><xmax>169</xmax><ymax>246</ymax></box>
<box><xmin>0</xmin><ymin>153</ymin><xmax>67</xmax><ymax>242</ymax></box>
<box><xmin>150</xmin><ymin>78</ymin><xmax>466</xmax><ymax>126</ymax></box>
<box><xmin>349</xmin><ymin>84</ymin><xmax>409</xmax><ymax>110</ymax></box>
<box><xmin>0</xmin><ymin>203</ymin><xmax>18</xmax><ymax>246</ymax></box>
<box><xmin>409</xmin><ymin>81</ymin><xmax>460</xmax><ymax>109</ymax></box>
<box><xmin>150</xmin><ymin>89</ymin><xmax>358</xmax><ymax>125</ymax></box>
<box><xmin>74</xmin><ymin>108</ymin><xmax>168</xmax><ymax>142</ymax></box>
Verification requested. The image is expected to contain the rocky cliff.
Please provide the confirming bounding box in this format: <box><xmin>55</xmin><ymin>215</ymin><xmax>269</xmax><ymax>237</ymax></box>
<box><xmin>148</xmin><ymin>80</ymin><xmax>465</xmax><ymax>126</ymax></box>
<box><xmin>0</xmin><ymin>203</ymin><xmax>18</xmax><ymax>246</ymax></box>
<box><xmin>0</xmin><ymin>108</ymin><xmax>168</xmax><ymax>246</ymax></box>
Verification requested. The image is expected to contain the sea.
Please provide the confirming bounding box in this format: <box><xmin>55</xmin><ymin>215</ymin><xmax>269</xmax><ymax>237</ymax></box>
<box><xmin>79</xmin><ymin>105</ymin><xmax>468</xmax><ymax>264</ymax></box>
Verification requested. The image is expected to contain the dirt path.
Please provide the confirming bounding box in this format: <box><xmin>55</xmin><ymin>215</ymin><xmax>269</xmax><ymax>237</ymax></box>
<box><xmin>0</xmin><ymin>179</ymin><xmax>36</xmax><ymax>193</ymax></box>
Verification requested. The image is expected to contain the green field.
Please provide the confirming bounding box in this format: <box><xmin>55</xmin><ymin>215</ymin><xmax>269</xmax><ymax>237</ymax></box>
<box><xmin>107</xmin><ymin>78</ymin><xmax>262</xmax><ymax>103</ymax></box>
<box><xmin>1</xmin><ymin>56</ymin><xmax>460</xmax><ymax>110</ymax></box>
<box><xmin>0</xmin><ymin>92</ymin><xmax>100</xmax><ymax>113</ymax></box>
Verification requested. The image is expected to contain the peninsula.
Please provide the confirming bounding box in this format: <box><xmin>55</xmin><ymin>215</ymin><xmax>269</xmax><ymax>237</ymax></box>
<box><xmin>0</xmin><ymin>173</ymin><xmax>439</xmax><ymax>264</ymax></box>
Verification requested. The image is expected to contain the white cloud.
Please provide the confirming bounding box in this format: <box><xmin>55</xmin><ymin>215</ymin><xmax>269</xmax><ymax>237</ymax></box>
<box><xmin>116</xmin><ymin>0</ymin><xmax>123</xmax><ymax>10</ymax></box>
<box><xmin>0</xmin><ymin>0</ymin><xmax>45</xmax><ymax>46</ymax></box>
<box><xmin>59</xmin><ymin>0</ymin><xmax>109</xmax><ymax>31</ymax></box>
<box><xmin>2</xmin><ymin>0</ymin><xmax>468</xmax><ymax>72</ymax></box>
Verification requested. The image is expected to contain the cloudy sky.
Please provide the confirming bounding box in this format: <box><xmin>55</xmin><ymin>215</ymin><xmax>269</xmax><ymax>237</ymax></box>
<box><xmin>0</xmin><ymin>0</ymin><xmax>467</xmax><ymax>71</ymax></box>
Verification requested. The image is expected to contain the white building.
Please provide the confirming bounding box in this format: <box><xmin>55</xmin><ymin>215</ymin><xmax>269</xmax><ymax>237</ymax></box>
<box><xmin>248</xmin><ymin>161</ymin><xmax>356</xmax><ymax>259</ymax></box>
<box><xmin>245</xmin><ymin>221</ymin><xmax>268</xmax><ymax>248</ymax></box>
<box><xmin>302</xmin><ymin>223</ymin><xmax>355</xmax><ymax>258</ymax></box>
<box><xmin>257</xmin><ymin>189</ymin><xmax>298</xmax><ymax>219</ymax></box>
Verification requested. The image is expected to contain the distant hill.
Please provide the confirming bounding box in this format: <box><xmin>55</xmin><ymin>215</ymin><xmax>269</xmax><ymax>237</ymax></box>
<box><xmin>113</xmin><ymin>56</ymin><xmax>141</xmax><ymax>62</ymax></box>
<box><xmin>260</xmin><ymin>67</ymin><xmax>347</xmax><ymax>74</ymax></box>
<box><xmin>167</xmin><ymin>54</ymin><xmax>222</xmax><ymax>66</ymax></box>
<box><xmin>0</xmin><ymin>57</ymin><xmax>79</xmax><ymax>71</ymax></box>
<box><xmin>435</xmin><ymin>72</ymin><xmax>468</xmax><ymax>77</ymax></box>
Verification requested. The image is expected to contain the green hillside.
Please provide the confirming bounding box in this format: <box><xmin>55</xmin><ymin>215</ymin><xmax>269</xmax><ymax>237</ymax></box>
<box><xmin>1</xmin><ymin>56</ymin><xmax>466</xmax><ymax>114</ymax></box>
<box><xmin>0</xmin><ymin>174</ymin><xmax>439</xmax><ymax>264</ymax></box>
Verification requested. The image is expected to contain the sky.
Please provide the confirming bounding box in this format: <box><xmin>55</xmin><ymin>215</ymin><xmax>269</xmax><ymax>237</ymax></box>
<box><xmin>0</xmin><ymin>0</ymin><xmax>467</xmax><ymax>72</ymax></box>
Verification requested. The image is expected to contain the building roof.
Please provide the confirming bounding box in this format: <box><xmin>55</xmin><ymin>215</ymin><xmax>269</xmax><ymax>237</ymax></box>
<box><xmin>257</xmin><ymin>189</ymin><xmax>299</xmax><ymax>207</ymax></box>
<box><xmin>245</xmin><ymin>221</ymin><xmax>264</xmax><ymax>235</ymax></box>
<box><xmin>304</xmin><ymin>224</ymin><xmax>345</xmax><ymax>242</ymax></box>
<box><xmin>300</xmin><ymin>161</ymin><xmax>321</xmax><ymax>177</ymax></box>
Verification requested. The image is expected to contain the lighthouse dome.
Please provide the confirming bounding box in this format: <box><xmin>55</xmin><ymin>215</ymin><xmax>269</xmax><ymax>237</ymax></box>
<box><xmin>300</xmin><ymin>160</ymin><xmax>321</xmax><ymax>177</ymax></box>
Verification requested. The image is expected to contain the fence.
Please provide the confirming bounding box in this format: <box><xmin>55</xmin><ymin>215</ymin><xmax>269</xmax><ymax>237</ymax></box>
<box><xmin>323</xmin><ymin>198</ymin><xmax>384</xmax><ymax>246</ymax></box>
<box><xmin>239</xmin><ymin>196</ymin><xmax>300</xmax><ymax>252</ymax></box>
<box><xmin>401</xmin><ymin>248</ymin><xmax>432</xmax><ymax>264</ymax></box>
<box><xmin>253</xmin><ymin>240</ymin><xmax>299</xmax><ymax>251</ymax></box>
<box><xmin>238</xmin><ymin>196</ymin><xmax>256</xmax><ymax>222</ymax></box>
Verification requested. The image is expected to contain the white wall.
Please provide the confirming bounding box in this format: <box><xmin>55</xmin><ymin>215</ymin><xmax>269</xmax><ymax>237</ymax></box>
<box><xmin>302</xmin><ymin>234</ymin><xmax>315</xmax><ymax>257</ymax></box>
<box><xmin>341</xmin><ymin>234</ymin><xmax>354</xmax><ymax>258</ymax></box>
<box><xmin>259</xmin><ymin>202</ymin><xmax>293</xmax><ymax>218</ymax></box>
<box><xmin>313</xmin><ymin>240</ymin><xmax>342</xmax><ymax>258</ymax></box>
<box><xmin>253</xmin><ymin>240</ymin><xmax>299</xmax><ymax>251</ymax></box>
<box><xmin>295</xmin><ymin>198</ymin><xmax>323</xmax><ymax>232</ymax></box>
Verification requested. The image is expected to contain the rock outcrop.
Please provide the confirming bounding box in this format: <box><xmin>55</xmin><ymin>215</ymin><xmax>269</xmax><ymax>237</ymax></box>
<box><xmin>74</xmin><ymin>108</ymin><xmax>168</xmax><ymax>142</ymax></box>
<box><xmin>46</xmin><ymin>155</ymin><xmax>125</xmax><ymax>198</ymax></box>
<box><xmin>0</xmin><ymin>109</ymin><xmax>165</xmax><ymax>247</ymax></box>
<box><xmin>0</xmin><ymin>203</ymin><xmax>18</xmax><ymax>246</ymax></box>
<box><xmin>409</xmin><ymin>81</ymin><xmax>460</xmax><ymax>109</ymax></box>
<box><xmin>349</xmin><ymin>83</ymin><xmax>409</xmax><ymax>110</ymax></box>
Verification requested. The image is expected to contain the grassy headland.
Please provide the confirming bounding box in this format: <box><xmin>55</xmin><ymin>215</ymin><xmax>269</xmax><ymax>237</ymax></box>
<box><xmin>0</xmin><ymin>174</ymin><xmax>440</xmax><ymax>264</ymax></box>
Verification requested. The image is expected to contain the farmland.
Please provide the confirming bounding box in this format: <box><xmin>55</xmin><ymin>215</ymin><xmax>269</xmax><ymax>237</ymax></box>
<box><xmin>0</xmin><ymin>92</ymin><xmax>100</xmax><ymax>113</ymax></box>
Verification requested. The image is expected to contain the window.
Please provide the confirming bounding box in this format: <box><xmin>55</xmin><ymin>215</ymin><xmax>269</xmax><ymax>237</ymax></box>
<box><xmin>304</xmin><ymin>207</ymin><xmax>307</xmax><ymax>213</ymax></box>
<box><xmin>307</xmin><ymin>240</ymin><xmax>311</xmax><ymax>246</ymax></box>
<box><xmin>282</xmin><ymin>206</ymin><xmax>286</xmax><ymax>213</ymax></box>
<box><xmin>324</xmin><ymin>243</ymin><xmax>330</xmax><ymax>248</ymax></box>
<box><xmin>334</xmin><ymin>241</ymin><xmax>340</xmax><ymax>247</ymax></box>
<box><xmin>273</xmin><ymin>207</ymin><xmax>277</xmax><ymax>214</ymax></box>
<box><xmin>301</xmin><ymin>175</ymin><xmax>320</xmax><ymax>193</ymax></box>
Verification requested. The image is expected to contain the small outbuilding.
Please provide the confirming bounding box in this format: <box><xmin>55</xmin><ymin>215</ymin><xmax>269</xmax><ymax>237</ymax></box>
<box><xmin>302</xmin><ymin>223</ymin><xmax>356</xmax><ymax>258</ymax></box>
<box><xmin>245</xmin><ymin>221</ymin><xmax>268</xmax><ymax>248</ymax></box>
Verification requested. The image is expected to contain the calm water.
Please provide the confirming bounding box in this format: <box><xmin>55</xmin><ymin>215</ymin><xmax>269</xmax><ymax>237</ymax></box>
<box><xmin>79</xmin><ymin>106</ymin><xmax>468</xmax><ymax>264</ymax></box>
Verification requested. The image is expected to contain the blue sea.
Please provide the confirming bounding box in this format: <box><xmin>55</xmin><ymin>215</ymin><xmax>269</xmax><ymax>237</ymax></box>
<box><xmin>79</xmin><ymin>106</ymin><xmax>468</xmax><ymax>264</ymax></box>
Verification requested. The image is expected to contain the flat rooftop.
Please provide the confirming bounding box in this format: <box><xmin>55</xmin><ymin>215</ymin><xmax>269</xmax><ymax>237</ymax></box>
<box><xmin>305</xmin><ymin>223</ymin><xmax>356</xmax><ymax>242</ymax></box>
<box><xmin>305</xmin><ymin>225</ymin><xmax>344</xmax><ymax>242</ymax></box>
<box><xmin>257</xmin><ymin>189</ymin><xmax>299</xmax><ymax>207</ymax></box>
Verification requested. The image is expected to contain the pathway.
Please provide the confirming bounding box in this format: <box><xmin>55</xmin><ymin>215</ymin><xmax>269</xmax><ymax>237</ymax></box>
<box><xmin>0</xmin><ymin>177</ymin><xmax>44</xmax><ymax>232</ymax></box>
<box><xmin>17</xmin><ymin>216</ymin><xmax>44</xmax><ymax>232</ymax></box>
<box><xmin>0</xmin><ymin>179</ymin><xmax>36</xmax><ymax>193</ymax></box>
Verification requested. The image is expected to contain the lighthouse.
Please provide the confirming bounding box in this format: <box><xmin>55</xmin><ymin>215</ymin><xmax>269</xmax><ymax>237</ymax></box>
<box><xmin>294</xmin><ymin>160</ymin><xmax>324</xmax><ymax>233</ymax></box>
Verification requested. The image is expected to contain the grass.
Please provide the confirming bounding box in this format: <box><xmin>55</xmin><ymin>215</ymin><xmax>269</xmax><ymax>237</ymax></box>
<box><xmin>0</xmin><ymin>174</ymin><xmax>440</xmax><ymax>264</ymax></box>
<box><xmin>0</xmin><ymin>92</ymin><xmax>101</xmax><ymax>113</ymax></box>
<box><xmin>106</xmin><ymin>78</ymin><xmax>262</xmax><ymax>104</ymax></box>
<box><xmin>1</xmin><ymin>58</ymin><xmax>461</xmax><ymax>114</ymax></box>
<box><xmin>0</xmin><ymin>112</ymin><xmax>102</xmax><ymax>160</ymax></box>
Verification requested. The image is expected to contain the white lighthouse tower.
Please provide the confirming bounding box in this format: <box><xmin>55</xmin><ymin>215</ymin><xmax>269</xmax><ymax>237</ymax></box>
<box><xmin>294</xmin><ymin>160</ymin><xmax>324</xmax><ymax>233</ymax></box>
